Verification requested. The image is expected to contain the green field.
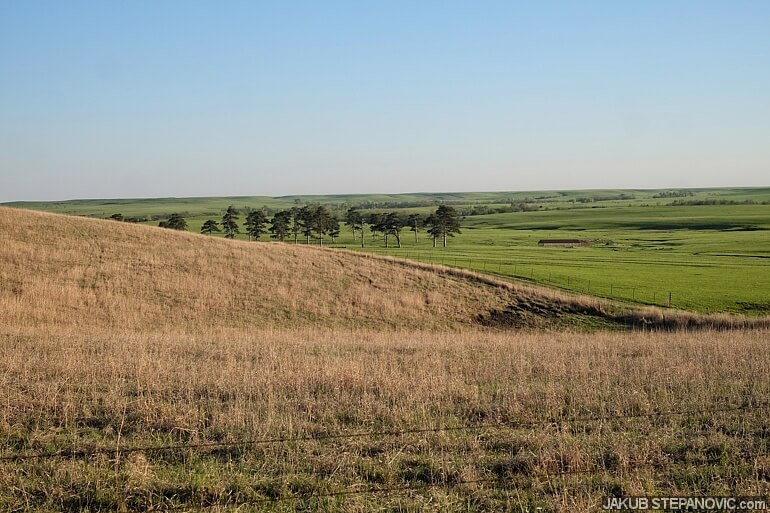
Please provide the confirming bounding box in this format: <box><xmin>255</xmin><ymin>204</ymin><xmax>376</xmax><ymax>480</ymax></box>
<box><xmin>6</xmin><ymin>187</ymin><xmax>770</xmax><ymax>315</ymax></box>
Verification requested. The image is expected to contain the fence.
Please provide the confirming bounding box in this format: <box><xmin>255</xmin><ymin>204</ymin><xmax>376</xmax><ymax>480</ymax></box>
<box><xmin>356</xmin><ymin>247</ymin><xmax>681</xmax><ymax>308</ymax></box>
<box><xmin>2</xmin><ymin>402</ymin><xmax>767</xmax><ymax>510</ymax></box>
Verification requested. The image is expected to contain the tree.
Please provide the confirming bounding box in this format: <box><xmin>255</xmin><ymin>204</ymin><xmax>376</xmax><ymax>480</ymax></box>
<box><xmin>382</xmin><ymin>212</ymin><xmax>403</xmax><ymax>248</ymax></box>
<box><xmin>425</xmin><ymin>214</ymin><xmax>439</xmax><ymax>247</ymax></box>
<box><xmin>244</xmin><ymin>210</ymin><xmax>268</xmax><ymax>241</ymax></box>
<box><xmin>159</xmin><ymin>213</ymin><xmax>187</xmax><ymax>231</ymax></box>
<box><xmin>290</xmin><ymin>207</ymin><xmax>302</xmax><ymax>244</ymax></box>
<box><xmin>270</xmin><ymin>210</ymin><xmax>292</xmax><ymax>241</ymax></box>
<box><xmin>222</xmin><ymin>206</ymin><xmax>240</xmax><ymax>239</ymax></box>
<box><xmin>367</xmin><ymin>213</ymin><xmax>383</xmax><ymax>242</ymax></box>
<box><xmin>327</xmin><ymin>215</ymin><xmax>340</xmax><ymax>244</ymax></box>
<box><xmin>345</xmin><ymin>207</ymin><xmax>362</xmax><ymax>241</ymax></box>
<box><xmin>309</xmin><ymin>205</ymin><xmax>335</xmax><ymax>246</ymax></box>
<box><xmin>426</xmin><ymin>205</ymin><xmax>461</xmax><ymax>247</ymax></box>
<box><xmin>407</xmin><ymin>214</ymin><xmax>421</xmax><ymax>243</ymax></box>
<box><xmin>201</xmin><ymin>220</ymin><xmax>221</xmax><ymax>235</ymax></box>
<box><xmin>298</xmin><ymin>206</ymin><xmax>314</xmax><ymax>244</ymax></box>
<box><xmin>359</xmin><ymin>217</ymin><xmax>367</xmax><ymax>248</ymax></box>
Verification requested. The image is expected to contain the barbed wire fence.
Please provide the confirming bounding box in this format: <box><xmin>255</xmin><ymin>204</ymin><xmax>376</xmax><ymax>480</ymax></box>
<box><xmin>2</xmin><ymin>402</ymin><xmax>768</xmax><ymax>511</ymax></box>
<box><xmin>358</xmin><ymin>247</ymin><xmax>682</xmax><ymax>308</ymax></box>
<box><xmin>155</xmin><ymin>453</ymin><xmax>764</xmax><ymax>512</ymax></box>
<box><xmin>2</xmin><ymin>402</ymin><xmax>766</xmax><ymax>463</ymax></box>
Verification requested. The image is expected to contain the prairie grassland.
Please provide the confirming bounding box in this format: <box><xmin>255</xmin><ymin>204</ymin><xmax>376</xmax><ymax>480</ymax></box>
<box><xmin>0</xmin><ymin>329</ymin><xmax>769</xmax><ymax>512</ymax></box>
<box><xmin>0</xmin><ymin>206</ymin><xmax>516</xmax><ymax>332</ymax></box>
<box><xmin>1</xmin><ymin>206</ymin><xmax>764</xmax><ymax>333</ymax></box>
<box><xmin>1</xmin><ymin>207</ymin><xmax>769</xmax><ymax>511</ymax></box>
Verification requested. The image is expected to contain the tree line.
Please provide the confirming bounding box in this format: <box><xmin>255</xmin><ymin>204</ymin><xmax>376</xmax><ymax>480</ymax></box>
<box><xmin>115</xmin><ymin>204</ymin><xmax>462</xmax><ymax>247</ymax></box>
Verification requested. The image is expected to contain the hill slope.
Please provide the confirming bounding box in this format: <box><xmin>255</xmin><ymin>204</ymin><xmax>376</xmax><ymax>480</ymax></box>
<box><xmin>2</xmin><ymin>206</ymin><xmax>764</xmax><ymax>334</ymax></box>
<box><xmin>1</xmin><ymin>206</ymin><xmax>526</xmax><ymax>333</ymax></box>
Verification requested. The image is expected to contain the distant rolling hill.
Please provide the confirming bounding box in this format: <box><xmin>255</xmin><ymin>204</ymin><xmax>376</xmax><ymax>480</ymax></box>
<box><xmin>0</xmin><ymin>206</ymin><xmax>519</xmax><ymax>333</ymax></box>
<box><xmin>1</xmin><ymin>206</ymin><xmax>764</xmax><ymax>335</ymax></box>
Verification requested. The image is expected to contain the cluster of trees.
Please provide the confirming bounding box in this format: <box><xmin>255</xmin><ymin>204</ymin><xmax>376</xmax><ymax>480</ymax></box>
<box><xmin>668</xmin><ymin>199</ymin><xmax>766</xmax><ymax>206</ymax></box>
<box><xmin>142</xmin><ymin>204</ymin><xmax>462</xmax><ymax>247</ymax></box>
<box><xmin>158</xmin><ymin>213</ymin><xmax>187</xmax><ymax>230</ymax></box>
<box><xmin>200</xmin><ymin>205</ymin><xmax>341</xmax><ymax>244</ymax></box>
<box><xmin>575</xmin><ymin>193</ymin><xmax>636</xmax><ymax>203</ymax></box>
<box><xmin>653</xmin><ymin>190</ymin><xmax>695</xmax><ymax>199</ymax></box>
<box><xmin>108</xmin><ymin>213</ymin><xmax>147</xmax><ymax>223</ymax></box>
<box><xmin>345</xmin><ymin>205</ymin><xmax>461</xmax><ymax>247</ymax></box>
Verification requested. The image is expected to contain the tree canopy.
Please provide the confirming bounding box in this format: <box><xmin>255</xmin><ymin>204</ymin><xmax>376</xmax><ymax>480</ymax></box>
<box><xmin>270</xmin><ymin>210</ymin><xmax>292</xmax><ymax>241</ymax></box>
<box><xmin>159</xmin><ymin>213</ymin><xmax>187</xmax><ymax>231</ymax></box>
<box><xmin>221</xmin><ymin>206</ymin><xmax>240</xmax><ymax>239</ymax></box>
<box><xmin>426</xmin><ymin>205</ymin><xmax>461</xmax><ymax>247</ymax></box>
<box><xmin>201</xmin><ymin>220</ymin><xmax>221</xmax><ymax>235</ymax></box>
<box><xmin>244</xmin><ymin>210</ymin><xmax>268</xmax><ymax>241</ymax></box>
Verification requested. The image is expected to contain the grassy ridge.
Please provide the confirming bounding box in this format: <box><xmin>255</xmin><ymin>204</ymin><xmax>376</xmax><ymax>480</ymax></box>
<box><xmin>7</xmin><ymin>187</ymin><xmax>770</xmax><ymax>218</ymax></box>
<box><xmin>358</xmin><ymin>204</ymin><xmax>770</xmax><ymax>314</ymax></box>
<box><xmin>6</xmin><ymin>187</ymin><xmax>770</xmax><ymax>314</ymax></box>
<box><xmin>0</xmin><ymin>206</ymin><xmax>520</xmax><ymax>332</ymax></box>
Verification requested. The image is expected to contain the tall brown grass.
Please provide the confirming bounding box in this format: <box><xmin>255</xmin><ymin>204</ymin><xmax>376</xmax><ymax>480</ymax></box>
<box><xmin>0</xmin><ymin>206</ymin><xmax>514</xmax><ymax>332</ymax></box>
<box><xmin>1</xmin><ymin>206</ymin><xmax>768</xmax><ymax>511</ymax></box>
<box><xmin>2</xmin><ymin>206</ymin><xmax>764</xmax><ymax>333</ymax></box>
<box><xmin>1</xmin><ymin>328</ymin><xmax>768</xmax><ymax>511</ymax></box>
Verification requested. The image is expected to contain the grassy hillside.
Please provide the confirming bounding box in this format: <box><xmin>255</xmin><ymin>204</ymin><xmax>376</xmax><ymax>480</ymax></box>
<box><xmin>362</xmin><ymin>203</ymin><xmax>770</xmax><ymax>314</ymax></box>
<box><xmin>6</xmin><ymin>187</ymin><xmax>770</xmax><ymax>218</ymax></box>
<box><xmin>1</xmin><ymin>206</ymin><xmax>769</xmax><ymax>512</ymax></box>
<box><xmin>3</xmin><ymin>206</ymin><xmax>762</xmax><ymax>335</ymax></box>
<box><xmin>0</xmin><ymin>206</ymin><xmax>518</xmax><ymax>333</ymax></box>
<box><xmin>7</xmin><ymin>187</ymin><xmax>770</xmax><ymax>314</ymax></box>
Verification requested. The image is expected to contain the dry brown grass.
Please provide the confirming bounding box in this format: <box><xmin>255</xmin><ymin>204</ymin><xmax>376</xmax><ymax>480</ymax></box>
<box><xmin>1</xmin><ymin>328</ymin><xmax>768</xmax><ymax>511</ymax></box>
<box><xmin>1</xmin><ymin>206</ymin><xmax>769</xmax><ymax>511</ymax></box>
<box><xmin>3</xmin><ymin>206</ymin><xmax>764</xmax><ymax>333</ymax></box>
<box><xmin>0</xmin><ymin>206</ymin><xmax>515</xmax><ymax>332</ymax></box>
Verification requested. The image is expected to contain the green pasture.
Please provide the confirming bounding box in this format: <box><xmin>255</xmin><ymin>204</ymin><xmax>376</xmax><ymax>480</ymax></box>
<box><xmin>5</xmin><ymin>189</ymin><xmax>770</xmax><ymax>315</ymax></box>
<box><xmin>8</xmin><ymin>187</ymin><xmax>770</xmax><ymax>218</ymax></box>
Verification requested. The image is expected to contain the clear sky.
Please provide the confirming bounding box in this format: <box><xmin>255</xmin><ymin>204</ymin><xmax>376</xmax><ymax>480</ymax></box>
<box><xmin>1</xmin><ymin>1</ymin><xmax>769</xmax><ymax>201</ymax></box>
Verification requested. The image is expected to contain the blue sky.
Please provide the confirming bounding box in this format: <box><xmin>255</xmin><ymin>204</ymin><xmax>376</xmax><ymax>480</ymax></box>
<box><xmin>1</xmin><ymin>1</ymin><xmax>769</xmax><ymax>201</ymax></box>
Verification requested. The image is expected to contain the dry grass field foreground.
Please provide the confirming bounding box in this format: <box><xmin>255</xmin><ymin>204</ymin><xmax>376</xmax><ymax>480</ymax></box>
<box><xmin>0</xmin><ymin>329</ymin><xmax>768</xmax><ymax>512</ymax></box>
<box><xmin>0</xmin><ymin>207</ymin><xmax>769</xmax><ymax>511</ymax></box>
